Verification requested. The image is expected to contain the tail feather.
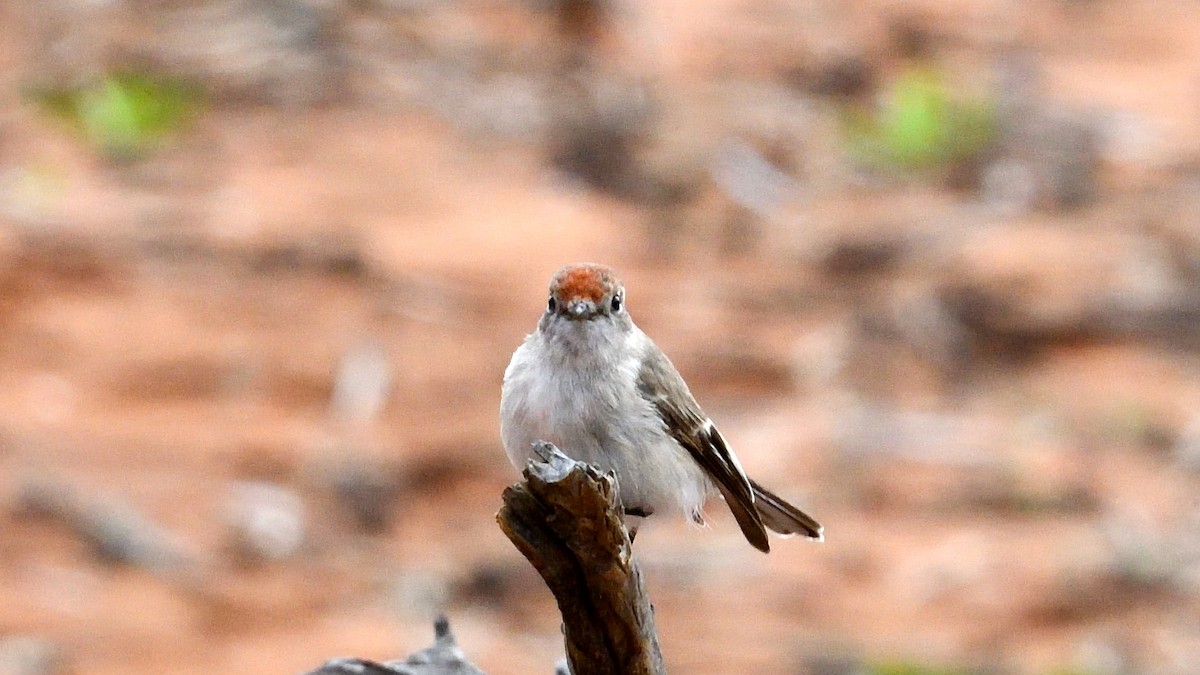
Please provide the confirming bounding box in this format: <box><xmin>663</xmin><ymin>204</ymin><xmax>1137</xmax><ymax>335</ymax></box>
<box><xmin>712</xmin><ymin>479</ymin><xmax>771</xmax><ymax>553</ymax></box>
<box><xmin>750</xmin><ymin>479</ymin><xmax>823</xmax><ymax>541</ymax></box>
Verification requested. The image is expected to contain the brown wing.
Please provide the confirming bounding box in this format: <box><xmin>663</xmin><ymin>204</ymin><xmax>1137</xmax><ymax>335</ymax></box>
<box><xmin>636</xmin><ymin>345</ymin><xmax>771</xmax><ymax>553</ymax></box>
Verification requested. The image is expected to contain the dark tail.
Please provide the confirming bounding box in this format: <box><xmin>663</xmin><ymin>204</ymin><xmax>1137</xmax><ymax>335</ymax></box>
<box><xmin>750</xmin><ymin>479</ymin><xmax>823</xmax><ymax>541</ymax></box>
<box><xmin>711</xmin><ymin>479</ymin><xmax>771</xmax><ymax>553</ymax></box>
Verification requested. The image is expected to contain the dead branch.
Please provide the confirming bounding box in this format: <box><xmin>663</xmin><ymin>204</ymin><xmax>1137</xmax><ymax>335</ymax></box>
<box><xmin>496</xmin><ymin>442</ymin><xmax>666</xmax><ymax>675</ymax></box>
<box><xmin>303</xmin><ymin>616</ymin><xmax>485</xmax><ymax>675</ymax></box>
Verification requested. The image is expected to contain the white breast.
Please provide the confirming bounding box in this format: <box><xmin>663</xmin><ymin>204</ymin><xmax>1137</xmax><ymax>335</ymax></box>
<box><xmin>499</xmin><ymin>328</ymin><xmax>712</xmax><ymax>521</ymax></box>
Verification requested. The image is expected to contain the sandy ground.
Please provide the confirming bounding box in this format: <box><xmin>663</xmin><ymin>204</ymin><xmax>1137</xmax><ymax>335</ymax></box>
<box><xmin>1</xmin><ymin>1</ymin><xmax>1200</xmax><ymax>674</ymax></box>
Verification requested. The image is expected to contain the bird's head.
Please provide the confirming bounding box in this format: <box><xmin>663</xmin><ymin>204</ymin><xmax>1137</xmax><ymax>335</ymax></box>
<box><xmin>538</xmin><ymin>263</ymin><xmax>632</xmax><ymax>338</ymax></box>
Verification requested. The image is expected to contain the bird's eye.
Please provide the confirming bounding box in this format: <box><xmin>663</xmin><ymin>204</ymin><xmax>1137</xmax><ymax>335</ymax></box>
<box><xmin>610</xmin><ymin>293</ymin><xmax>622</xmax><ymax>312</ymax></box>
<box><xmin>547</xmin><ymin>296</ymin><xmax>557</xmax><ymax>312</ymax></box>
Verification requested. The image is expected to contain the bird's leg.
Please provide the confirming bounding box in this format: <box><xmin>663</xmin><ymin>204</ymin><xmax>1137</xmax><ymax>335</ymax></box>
<box><xmin>622</xmin><ymin>506</ymin><xmax>652</xmax><ymax>545</ymax></box>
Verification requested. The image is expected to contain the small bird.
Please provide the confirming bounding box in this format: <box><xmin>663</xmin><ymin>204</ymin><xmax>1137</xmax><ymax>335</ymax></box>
<box><xmin>500</xmin><ymin>263</ymin><xmax>822</xmax><ymax>552</ymax></box>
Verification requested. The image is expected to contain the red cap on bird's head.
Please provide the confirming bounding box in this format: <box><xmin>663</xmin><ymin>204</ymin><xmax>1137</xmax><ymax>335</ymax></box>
<box><xmin>549</xmin><ymin>263</ymin><xmax>621</xmax><ymax>304</ymax></box>
<box><xmin>545</xmin><ymin>263</ymin><xmax>625</xmax><ymax>320</ymax></box>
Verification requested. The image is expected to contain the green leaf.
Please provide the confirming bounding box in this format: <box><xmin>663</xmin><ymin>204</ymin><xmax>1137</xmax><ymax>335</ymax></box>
<box><xmin>29</xmin><ymin>71</ymin><xmax>200</xmax><ymax>161</ymax></box>
<box><xmin>841</xmin><ymin>65</ymin><xmax>996</xmax><ymax>174</ymax></box>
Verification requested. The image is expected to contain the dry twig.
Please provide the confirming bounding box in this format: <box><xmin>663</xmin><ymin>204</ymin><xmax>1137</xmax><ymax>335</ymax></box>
<box><xmin>497</xmin><ymin>442</ymin><xmax>666</xmax><ymax>675</ymax></box>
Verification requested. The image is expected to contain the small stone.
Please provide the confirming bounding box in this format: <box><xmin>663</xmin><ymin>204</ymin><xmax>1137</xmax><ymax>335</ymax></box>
<box><xmin>330</xmin><ymin>341</ymin><xmax>393</xmax><ymax>426</ymax></box>
<box><xmin>1173</xmin><ymin>418</ymin><xmax>1200</xmax><ymax>473</ymax></box>
<box><xmin>0</xmin><ymin>636</ymin><xmax>64</xmax><ymax>675</ymax></box>
<box><xmin>224</xmin><ymin>481</ymin><xmax>307</xmax><ymax>565</ymax></box>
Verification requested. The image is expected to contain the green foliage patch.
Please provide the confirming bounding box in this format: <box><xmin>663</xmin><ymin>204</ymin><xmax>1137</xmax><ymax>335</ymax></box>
<box><xmin>842</xmin><ymin>66</ymin><xmax>995</xmax><ymax>173</ymax></box>
<box><xmin>31</xmin><ymin>71</ymin><xmax>200</xmax><ymax>161</ymax></box>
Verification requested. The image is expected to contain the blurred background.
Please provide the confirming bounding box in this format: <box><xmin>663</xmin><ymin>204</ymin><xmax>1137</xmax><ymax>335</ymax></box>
<box><xmin>1</xmin><ymin>1</ymin><xmax>1199</xmax><ymax>674</ymax></box>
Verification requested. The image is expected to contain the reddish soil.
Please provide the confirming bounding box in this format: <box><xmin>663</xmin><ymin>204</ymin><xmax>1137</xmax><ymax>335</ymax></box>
<box><xmin>1</xmin><ymin>2</ymin><xmax>1199</xmax><ymax>674</ymax></box>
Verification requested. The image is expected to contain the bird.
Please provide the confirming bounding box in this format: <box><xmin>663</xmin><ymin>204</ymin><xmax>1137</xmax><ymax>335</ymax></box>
<box><xmin>500</xmin><ymin>262</ymin><xmax>822</xmax><ymax>552</ymax></box>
